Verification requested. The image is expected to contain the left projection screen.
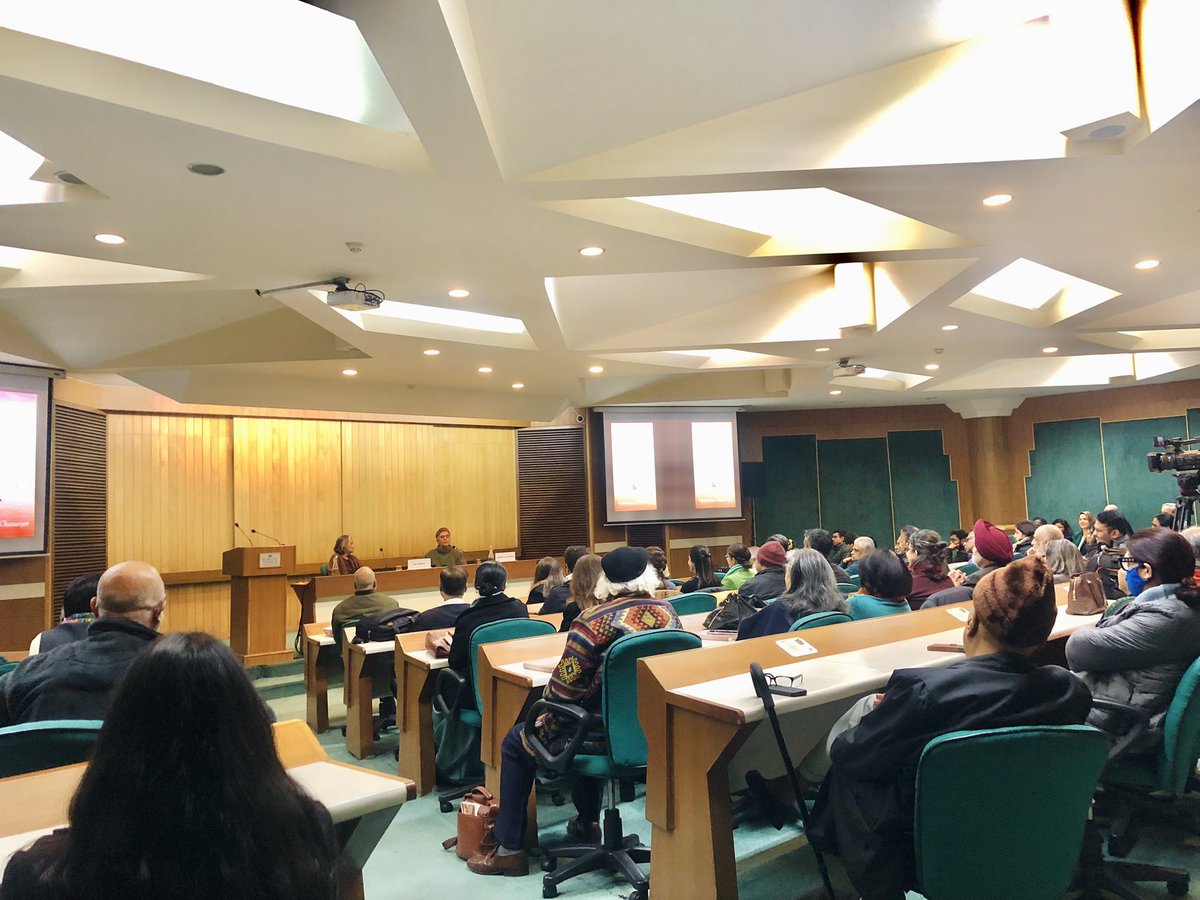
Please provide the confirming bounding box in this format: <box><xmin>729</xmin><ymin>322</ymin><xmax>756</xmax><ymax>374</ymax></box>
<box><xmin>0</xmin><ymin>372</ymin><xmax>51</xmax><ymax>556</ymax></box>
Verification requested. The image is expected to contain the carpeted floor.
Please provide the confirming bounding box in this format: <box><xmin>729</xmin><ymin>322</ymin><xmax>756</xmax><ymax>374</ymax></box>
<box><xmin>260</xmin><ymin>666</ymin><xmax>1199</xmax><ymax>899</ymax></box>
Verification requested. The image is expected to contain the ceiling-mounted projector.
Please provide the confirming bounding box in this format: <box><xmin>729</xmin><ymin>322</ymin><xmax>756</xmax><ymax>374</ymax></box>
<box><xmin>254</xmin><ymin>275</ymin><xmax>383</xmax><ymax>310</ymax></box>
<box><xmin>833</xmin><ymin>358</ymin><xmax>866</xmax><ymax>377</ymax></box>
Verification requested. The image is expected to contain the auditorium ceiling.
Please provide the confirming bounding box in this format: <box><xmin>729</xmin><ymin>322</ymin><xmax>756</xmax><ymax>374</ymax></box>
<box><xmin>1</xmin><ymin>0</ymin><xmax>1199</xmax><ymax>421</ymax></box>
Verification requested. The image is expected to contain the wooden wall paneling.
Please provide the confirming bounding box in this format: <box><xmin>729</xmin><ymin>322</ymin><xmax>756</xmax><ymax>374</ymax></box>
<box><xmin>664</xmin><ymin>521</ymin><xmax>750</xmax><ymax>579</ymax></box>
<box><xmin>50</xmin><ymin>404</ymin><xmax>107</xmax><ymax>621</ymax></box>
<box><xmin>516</xmin><ymin>426</ymin><xmax>587</xmax><ymax>561</ymax></box>
<box><xmin>0</xmin><ymin>555</ymin><xmax>49</xmax><ymax>653</ymax></box>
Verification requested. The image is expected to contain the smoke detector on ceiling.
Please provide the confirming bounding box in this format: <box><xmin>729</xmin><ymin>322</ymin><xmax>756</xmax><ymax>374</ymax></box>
<box><xmin>832</xmin><ymin>358</ymin><xmax>866</xmax><ymax>377</ymax></box>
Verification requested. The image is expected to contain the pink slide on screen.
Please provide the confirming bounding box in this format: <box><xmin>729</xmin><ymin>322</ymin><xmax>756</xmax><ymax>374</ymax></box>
<box><xmin>0</xmin><ymin>391</ymin><xmax>38</xmax><ymax>539</ymax></box>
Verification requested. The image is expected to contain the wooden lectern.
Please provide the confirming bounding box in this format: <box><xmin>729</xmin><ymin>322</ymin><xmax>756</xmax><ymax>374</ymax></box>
<box><xmin>222</xmin><ymin>545</ymin><xmax>296</xmax><ymax>667</ymax></box>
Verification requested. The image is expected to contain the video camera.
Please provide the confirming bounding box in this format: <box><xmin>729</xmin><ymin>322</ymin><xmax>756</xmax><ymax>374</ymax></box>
<box><xmin>1146</xmin><ymin>436</ymin><xmax>1200</xmax><ymax>474</ymax></box>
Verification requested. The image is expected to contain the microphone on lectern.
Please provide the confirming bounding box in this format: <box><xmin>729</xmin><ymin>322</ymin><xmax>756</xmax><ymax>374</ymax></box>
<box><xmin>250</xmin><ymin>528</ymin><xmax>285</xmax><ymax>546</ymax></box>
<box><xmin>234</xmin><ymin>522</ymin><xmax>254</xmax><ymax>545</ymax></box>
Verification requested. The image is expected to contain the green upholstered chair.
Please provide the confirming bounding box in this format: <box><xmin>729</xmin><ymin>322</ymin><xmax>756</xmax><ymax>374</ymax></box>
<box><xmin>433</xmin><ymin>617</ymin><xmax>557</xmax><ymax>810</ymax></box>
<box><xmin>836</xmin><ymin>582</ymin><xmax>858</xmax><ymax>595</ymax></box>
<box><xmin>669</xmin><ymin>592</ymin><xmax>718</xmax><ymax>616</ymax></box>
<box><xmin>0</xmin><ymin>720</ymin><xmax>104</xmax><ymax>778</ymax></box>
<box><xmin>668</xmin><ymin>578</ymin><xmax>686</xmax><ymax>588</ymax></box>
<box><xmin>1076</xmin><ymin>656</ymin><xmax>1200</xmax><ymax>897</ymax></box>
<box><xmin>789</xmin><ymin>611</ymin><xmax>852</xmax><ymax>631</ymax></box>
<box><xmin>914</xmin><ymin>725</ymin><xmax>1109</xmax><ymax>900</ymax></box>
<box><xmin>0</xmin><ymin>661</ymin><xmax>18</xmax><ymax>677</ymax></box>
<box><xmin>527</xmin><ymin>629</ymin><xmax>703</xmax><ymax>900</ymax></box>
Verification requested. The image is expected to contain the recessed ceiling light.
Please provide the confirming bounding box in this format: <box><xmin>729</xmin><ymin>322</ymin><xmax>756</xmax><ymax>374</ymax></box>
<box><xmin>829</xmin><ymin>389</ymin><xmax>843</xmax><ymax>396</ymax></box>
<box><xmin>54</xmin><ymin>170</ymin><xmax>86</xmax><ymax>185</ymax></box>
<box><xmin>342</xmin><ymin>368</ymin><xmax>358</xmax><ymax>376</ymax></box>
<box><xmin>579</xmin><ymin>246</ymin><xmax>605</xmax><ymax>257</ymax></box>
<box><xmin>187</xmin><ymin>162</ymin><xmax>225</xmax><ymax>176</ymax></box>
<box><xmin>94</xmin><ymin>233</ymin><xmax>125</xmax><ymax>245</ymax></box>
<box><xmin>588</xmin><ymin>365</ymin><xmax>604</xmax><ymax>374</ymax></box>
<box><xmin>478</xmin><ymin>366</ymin><xmax>492</xmax><ymax>374</ymax></box>
<box><xmin>924</xmin><ymin>363</ymin><xmax>940</xmax><ymax>371</ymax></box>
<box><xmin>1042</xmin><ymin>346</ymin><xmax>1059</xmax><ymax>353</ymax></box>
<box><xmin>815</xmin><ymin>347</ymin><xmax>830</xmax><ymax>353</ymax></box>
<box><xmin>512</xmin><ymin>382</ymin><xmax>525</xmax><ymax>390</ymax></box>
<box><xmin>941</xmin><ymin>324</ymin><xmax>959</xmax><ymax>332</ymax></box>
<box><xmin>423</xmin><ymin>349</ymin><xmax>440</xmax><ymax>356</ymax></box>
<box><xmin>982</xmin><ymin>193</ymin><xmax>1012</xmax><ymax>207</ymax></box>
<box><xmin>1134</xmin><ymin>259</ymin><xmax>1160</xmax><ymax>270</ymax></box>
<box><xmin>448</xmin><ymin>289</ymin><xmax>470</xmax><ymax>298</ymax></box>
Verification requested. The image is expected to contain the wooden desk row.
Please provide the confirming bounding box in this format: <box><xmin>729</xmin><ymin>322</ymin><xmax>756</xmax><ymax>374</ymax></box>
<box><xmin>0</xmin><ymin>721</ymin><xmax>413</xmax><ymax>899</ymax></box>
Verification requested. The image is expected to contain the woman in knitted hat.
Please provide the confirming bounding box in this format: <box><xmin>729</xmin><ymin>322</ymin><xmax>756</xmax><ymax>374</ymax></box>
<box><xmin>468</xmin><ymin>546</ymin><xmax>683</xmax><ymax>877</ymax></box>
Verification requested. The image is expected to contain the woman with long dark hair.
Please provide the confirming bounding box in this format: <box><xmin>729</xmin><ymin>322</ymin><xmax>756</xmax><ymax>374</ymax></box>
<box><xmin>1066</xmin><ymin>528</ymin><xmax>1200</xmax><ymax>755</ymax></box>
<box><xmin>527</xmin><ymin>556</ymin><xmax>565</xmax><ymax>607</ymax></box>
<box><xmin>679</xmin><ymin>545</ymin><xmax>722</xmax><ymax>593</ymax></box>
<box><xmin>1</xmin><ymin>632</ymin><xmax>338</xmax><ymax>900</ymax></box>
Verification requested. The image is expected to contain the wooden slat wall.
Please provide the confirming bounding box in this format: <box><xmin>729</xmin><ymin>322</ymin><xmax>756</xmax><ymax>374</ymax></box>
<box><xmin>51</xmin><ymin>404</ymin><xmax>107</xmax><ymax>621</ymax></box>
<box><xmin>517</xmin><ymin>426</ymin><xmax>588</xmax><ymax>559</ymax></box>
<box><xmin>341</xmin><ymin>421</ymin><xmax>517</xmax><ymax>557</ymax></box>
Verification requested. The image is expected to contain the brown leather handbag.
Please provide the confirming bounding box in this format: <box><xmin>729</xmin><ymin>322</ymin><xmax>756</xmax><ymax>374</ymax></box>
<box><xmin>442</xmin><ymin>787</ymin><xmax>499</xmax><ymax>860</ymax></box>
<box><xmin>1067</xmin><ymin>572</ymin><xmax>1107</xmax><ymax>615</ymax></box>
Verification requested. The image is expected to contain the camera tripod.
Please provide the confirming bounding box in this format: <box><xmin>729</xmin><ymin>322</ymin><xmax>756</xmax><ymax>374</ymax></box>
<box><xmin>1170</xmin><ymin>472</ymin><xmax>1200</xmax><ymax>532</ymax></box>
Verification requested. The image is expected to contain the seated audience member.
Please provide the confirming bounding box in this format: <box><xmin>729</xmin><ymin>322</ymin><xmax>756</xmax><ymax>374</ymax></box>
<box><xmin>1029</xmin><ymin>523</ymin><xmax>1066</xmax><ymax>560</ymax></box>
<box><xmin>1012</xmin><ymin>519</ymin><xmax>1036</xmax><ymax>555</ymax></box>
<box><xmin>1152</xmin><ymin>511</ymin><xmax>1175</xmax><ymax>530</ymax></box>
<box><xmin>946</xmin><ymin>529</ymin><xmax>970</xmax><ymax>564</ymax></box>
<box><xmin>407</xmin><ymin>566</ymin><xmax>471</xmax><ymax>631</ymax></box>
<box><xmin>0</xmin><ymin>632</ymin><xmax>337</xmax><ymax>900</ymax></box>
<box><xmin>679</xmin><ymin>544</ymin><xmax>722</xmax><ymax>593</ymax></box>
<box><xmin>828</xmin><ymin>530</ymin><xmax>854</xmax><ymax>566</ymax></box>
<box><xmin>924</xmin><ymin>519</ymin><xmax>1013</xmax><ymax>607</ymax></box>
<box><xmin>805</xmin><ymin>529</ymin><xmax>851</xmax><ymax>582</ymax></box>
<box><xmin>527</xmin><ymin>557</ymin><xmax>565</xmax><ymax>607</ymax></box>
<box><xmin>30</xmin><ymin>572</ymin><xmax>100</xmax><ymax>655</ymax></box>
<box><xmin>646</xmin><ymin>546</ymin><xmax>671</xmax><ymax>590</ymax></box>
<box><xmin>737</xmin><ymin>549</ymin><xmax>847</xmax><ymax>640</ymax></box>
<box><xmin>1086</xmin><ymin>509</ymin><xmax>1134</xmax><ymax>600</ymax></box>
<box><xmin>1182</xmin><ymin>526</ymin><xmax>1200</xmax><ymax>578</ymax></box>
<box><xmin>1078</xmin><ymin>511</ymin><xmax>1099</xmax><ymax>556</ymax></box>
<box><xmin>1104</xmin><ymin>503</ymin><xmax>1120</xmax><ymax>512</ymax></box>
<box><xmin>766</xmin><ymin>533</ymin><xmax>793</xmax><ymax>552</ymax></box>
<box><xmin>844</xmin><ymin>536</ymin><xmax>876</xmax><ymax>576</ymax></box>
<box><xmin>736</xmin><ymin>540</ymin><xmax>788</xmax><ymax>605</ymax></box>
<box><xmin>426</xmin><ymin>527</ymin><xmax>466</xmax><ymax>567</ymax></box>
<box><xmin>468</xmin><ymin>547</ymin><xmax>682</xmax><ymax>876</ymax></box>
<box><xmin>558</xmin><ymin>554</ymin><xmax>604</xmax><ymax>632</ymax></box>
<box><xmin>1053</xmin><ymin>517</ymin><xmax>1075</xmax><ymax>543</ymax></box>
<box><xmin>1044</xmin><ymin>539</ymin><xmax>1085</xmax><ymax>584</ymax></box>
<box><xmin>327</xmin><ymin>533</ymin><xmax>361</xmax><ymax>575</ymax></box>
<box><xmin>803</xmin><ymin>558</ymin><xmax>1091</xmax><ymax>898</ymax></box>
<box><xmin>904</xmin><ymin>529</ymin><xmax>951</xmax><ymax>610</ymax></box>
<box><xmin>1066</xmin><ymin>528</ymin><xmax>1200</xmax><ymax>756</ymax></box>
<box><xmin>894</xmin><ymin>524</ymin><xmax>918</xmax><ymax>558</ymax></box>
<box><xmin>848</xmin><ymin>550</ymin><xmax>913</xmax><ymax>620</ymax></box>
<box><xmin>446</xmin><ymin>562</ymin><xmax>528</xmax><ymax>710</ymax></box>
<box><xmin>0</xmin><ymin>561</ymin><xmax>164</xmax><ymax>726</ymax></box>
<box><xmin>720</xmin><ymin>543</ymin><xmax>754</xmax><ymax>591</ymax></box>
<box><xmin>330</xmin><ymin>567</ymin><xmax>398</xmax><ymax>640</ymax></box>
<box><xmin>540</xmin><ymin>545</ymin><xmax>590</xmax><ymax>615</ymax></box>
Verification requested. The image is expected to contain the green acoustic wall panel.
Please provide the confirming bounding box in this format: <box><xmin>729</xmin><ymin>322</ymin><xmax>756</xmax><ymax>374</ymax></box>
<box><xmin>1025</xmin><ymin>419</ymin><xmax>1107</xmax><ymax>522</ymax></box>
<box><xmin>817</xmin><ymin>437</ymin><xmax>894</xmax><ymax>547</ymax></box>
<box><xmin>888</xmin><ymin>430</ymin><xmax>961</xmax><ymax>538</ymax></box>
<box><xmin>1102</xmin><ymin>416</ymin><xmax>1187</xmax><ymax>530</ymax></box>
<box><xmin>755</xmin><ymin>435</ymin><xmax>819</xmax><ymax>542</ymax></box>
<box><xmin>1189</xmin><ymin>408</ymin><xmax>1200</xmax><ymax>441</ymax></box>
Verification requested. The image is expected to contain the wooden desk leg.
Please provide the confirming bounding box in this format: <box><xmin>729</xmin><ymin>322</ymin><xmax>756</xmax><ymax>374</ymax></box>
<box><xmin>305</xmin><ymin>642</ymin><xmax>330</xmax><ymax>734</ymax></box>
<box><xmin>646</xmin><ymin>707</ymin><xmax>751</xmax><ymax>900</ymax></box>
<box><xmin>397</xmin><ymin>661</ymin><xmax>436</xmax><ymax>795</ymax></box>
<box><xmin>483</xmin><ymin>680</ymin><xmax>540</xmax><ymax>850</ymax></box>
<box><xmin>344</xmin><ymin>653</ymin><xmax>374</xmax><ymax>760</ymax></box>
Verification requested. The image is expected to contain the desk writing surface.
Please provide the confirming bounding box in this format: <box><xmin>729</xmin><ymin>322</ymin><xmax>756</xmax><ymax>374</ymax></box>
<box><xmin>288</xmin><ymin>761</ymin><xmax>410</xmax><ymax>821</ymax></box>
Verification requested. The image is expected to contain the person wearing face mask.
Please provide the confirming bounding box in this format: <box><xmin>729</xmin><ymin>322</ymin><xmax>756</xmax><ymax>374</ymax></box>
<box><xmin>1066</xmin><ymin>528</ymin><xmax>1200</xmax><ymax>757</ymax></box>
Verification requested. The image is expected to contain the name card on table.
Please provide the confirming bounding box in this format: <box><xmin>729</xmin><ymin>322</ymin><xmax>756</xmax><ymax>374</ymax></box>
<box><xmin>776</xmin><ymin>636</ymin><xmax>818</xmax><ymax>658</ymax></box>
<box><xmin>494</xmin><ymin>551</ymin><xmax>517</xmax><ymax>563</ymax></box>
<box><xmin>945</xmin><ymin>607</ymin><xmax>971</xmax><ymax>622</ymax></box>
<box><xmin>407</xmin><ymin>558</ymin><xmax>432</xmax><ymax>570</ymax></box>
<box><xmin>258</xmin><ymin>552</ymin><xmax>282</xmax><ymax>568</ymax></box>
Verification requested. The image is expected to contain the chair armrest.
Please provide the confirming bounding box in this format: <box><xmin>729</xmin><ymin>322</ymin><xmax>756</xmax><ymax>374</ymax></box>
<box><xmin>522</xmin><ymin>699</ymin><xmax>593</xmax><ymax>774</ymax></box>
<box><xmin>1091</xmin><ymin>697</ymin><xmax>1154</xmax><ymax>762</ymax></box>
<box><xmin>433</xmin><ymin>668</ymin><xmax>466</xmax><ymax>716</ymax></box>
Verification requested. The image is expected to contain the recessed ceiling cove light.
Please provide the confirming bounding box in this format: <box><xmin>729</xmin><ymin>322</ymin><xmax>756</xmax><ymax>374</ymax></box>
<box><xmin>478</xmin><ymin>366</ymin><xmax>493</xmax><ymax>374</ymax></box>
<box><xmin>342</xmin><ymin>368</ymin><xmax>358</xmax><ymax>376</ymax></box>
<box><xmin>512</xmin><ymin>382</ymin><xmax>525</xmax><ymax>390</ymax></box>
<box><xmin>448</xmin><ymin>289</ymin><xmax>470</xmax><ymax>298</ymax></box>
<box><xmin>187</xmin><ymin>163</ymin><xmax>225</xmax><ymax>176</ymax></box>
<box><xmin>423</xmin><ymin>349</ymin><xmax>440</xmax><ymax>356</ymax></box>
<box><xmin>829</xmin><ymin>389</ymin><xmax>843</xmax><ymax>395</ymax></box>
<box><xmin>1042</xmin><ymin>346</ymin><xmax>1059</xmax><ymax>353</ymax></box>
<box><xmin>1134</xmin><ymin>259</ymin><xmax>1160</xmax><ymax>270</ymax></box>
<box><xmin>588</xmin><ymin>365</ymin><xmax>604</xmax><ymax>374</ymax></box>
<box><xmin>924</xmin><ymin>363</ymin><xmax>940</xmax><ymax>371</ymax></box>
<box><xmin>814</xmin><ymin>347</ymin><xmax>830</xmax><ymax>352</ymax></box>
<box><xmin>941</xmin><ymin>324</ymin><xmax>959</xmax><ymax>332</ymax></box>
<box><xmin>982</xmin><ymin>193</ymin><xmax>1012</xmax><ymax>207</ymax></box>
<box><xmin>94</xmin><ymin>233</ymin><xmax>125</xmax><ymax>244</ymax></box>
<box><xmin>579</xmin><ymin>246</ymin><xmax>605</xmax><ymax>257</ymax></box>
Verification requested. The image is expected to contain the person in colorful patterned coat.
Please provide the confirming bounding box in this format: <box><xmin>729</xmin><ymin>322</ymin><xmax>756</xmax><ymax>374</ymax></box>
<box><xmin>466</xmin><ymin>546</ymin><xmax>683</xmax><ymax>877</ymax></box>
